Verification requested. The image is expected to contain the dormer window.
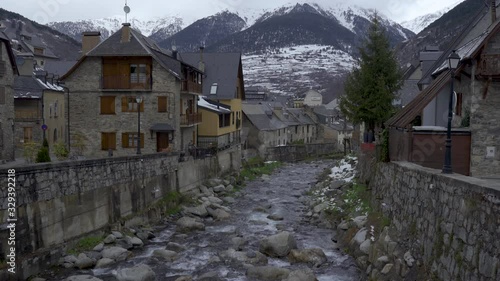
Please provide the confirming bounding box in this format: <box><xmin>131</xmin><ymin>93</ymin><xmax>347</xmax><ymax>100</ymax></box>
<box><xmin>210</xmin><ymin>83</ymin><xmax>218</xmax><ymax>95</ymax></box>
<box><xmin>34</xmin><ymin>47</ymin><xmax>44</xmax><ymax>55</ymax></box>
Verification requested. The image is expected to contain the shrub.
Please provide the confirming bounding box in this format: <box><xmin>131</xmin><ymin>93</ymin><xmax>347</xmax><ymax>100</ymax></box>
<box><xmin>36</xmin><ymin>147</ymin><xmax>51</xmax><ymax>163</ymax></box>
<box><xmin>53</xmin><ymin>142</ymin><xmax>69</xmax><ymax>160</ymax></box>
<box><xmin>23</xmin><ymin>141</ymin><xmax>39</xmax><ymax>163</ymax></box>
<box><xmin>42</xmin><ymin>138</ymin><xmax>49</xmax><ymax>148</ymax></box>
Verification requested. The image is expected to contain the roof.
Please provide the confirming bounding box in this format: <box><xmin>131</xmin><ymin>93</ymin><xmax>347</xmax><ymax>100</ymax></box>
<box><xmin>286</xmin><ymin>108</ymin><xmax>316</xmax><ymax>125</ymax></box>
<box><xmin>198</xmin><ymin>97</ymin><xmax>231</xmax><ymax>114</ymax></box>
<box><xmin>13</xmin><ymin>75</ymin><xmax>63</xmax><ymax>98</ymax></box>
<box><xmin>386</xmin><ymin>71</ymin><xmax>449</xmax><ymax>129</ymax></box>
<box><xmin>43</xmin><ymin>60</ymin><xmax>78</xmax><ymax>77</ymax></box>
<box><xmin>180</xmin><ymin>52</ymin><xmax>243</xmax><ymax>100</ymax></box>
<box><xmin>242</xmin><ymin>103</ymin><xmax>287</xmax><ymax>131</ymax></box>
<box><xmin>313</xmin><ymin>105</ymin><xmax>337</xmax><ymax>117</ymax></box>
<box><xmin>0</xmin><ymin>31</ymin><xmax>18</xmax><ymax>75</ymax></box>
<box><xmin>397</xmin><ymin>79</ymin><xmax>420</xmax><ymax>107</ymax></box>
<box><xmin>62</xmin><ymin>25</ymin><xmax>190</xmax><ymax>80</ymax></box>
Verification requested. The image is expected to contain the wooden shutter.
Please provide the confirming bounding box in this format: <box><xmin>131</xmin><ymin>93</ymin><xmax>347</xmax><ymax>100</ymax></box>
<box><xmin>100</xmin><ymin>96</ymin><xmax>115</xmax><ymax>114</ymax></box>
<box><xmin>101</xmin><ymin>133</ymin><xmax>108</xmax><ymax>150</ymax></box>
<box><xmin>140</xmin><ymin>100</ymin><xmax>144</xmax><ymax>112</ymax></box>
<box><xmin>0</xmin><ymin>86</ymin><xmax>5</xmax><ymax>105</ymax></box>
<box><xmin>121</xmin><ymin>97</ymin><xmax>128</xmax><ymax>112</ymax></box>
<box><xmin>158</xmin><ymin>96</ymin><xmax>167</xmax><ymax>112</ymax></box>
<box><xmin>140</xmin><ymin>133</ymin><xmax>144</xmax><ymax>148</ymax></box>
<box><xmin>109</xmin><ymin>133</ymin><xmax>116</xmax><ymax>149</ymax></box>
<box><xmin>122</xmin><ymin>133</ymin><xmax>129</xmax><ymax>148</ymax></box>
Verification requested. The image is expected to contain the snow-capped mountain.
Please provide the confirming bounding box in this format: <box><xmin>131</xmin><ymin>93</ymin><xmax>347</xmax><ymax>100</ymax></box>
<box><xmin>48</xmin><ymin>15</ymin><xmax>184</xmax><ymax>42</ymax></box>
<box><xmin>401</xmin><ymin>1</ymin><xmax>465</xmax><ymax>33</ymax></box>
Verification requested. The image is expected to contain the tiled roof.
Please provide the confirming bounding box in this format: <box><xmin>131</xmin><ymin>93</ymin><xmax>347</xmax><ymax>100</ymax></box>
<box><xmin>242</xmin><ymin>103</ymin><xmax>287</xmax><ymax>131</ymax></box>
<box><xmin>198</xmin><ymin>97</ymin><xmax>231</xmax><ymax>114</ymax></box>
<box><xmin>180</xmin><ymin>52</ymin><xmax>243</xmax><ymax>100</ymax></box>
<box><xmin>43</xmin><ymin>60</ymin><xmax>78</xmax><ymax>77</ymax></box>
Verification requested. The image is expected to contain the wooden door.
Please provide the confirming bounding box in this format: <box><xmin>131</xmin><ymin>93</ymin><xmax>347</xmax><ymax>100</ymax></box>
<box><xmin>157</xmin><ymin>132</ymin><xmax>169</xmax><ymax>152</ymax></box>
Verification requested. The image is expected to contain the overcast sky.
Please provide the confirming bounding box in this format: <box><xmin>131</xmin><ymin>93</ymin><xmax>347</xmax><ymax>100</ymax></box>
<box><xmin>1</xmin><ymin>0</ymin><xmax>465</xmax><ymax>24</ymax></box>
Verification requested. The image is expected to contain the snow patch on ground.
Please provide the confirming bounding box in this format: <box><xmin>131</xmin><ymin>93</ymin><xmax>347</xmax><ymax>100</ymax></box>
<box><xmin>330</xmin><ymin>155</ymin><xmax>357</xmax><ymax>182</ymax></box>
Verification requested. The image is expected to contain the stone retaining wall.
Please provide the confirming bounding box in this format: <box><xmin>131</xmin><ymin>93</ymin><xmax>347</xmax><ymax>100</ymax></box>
<box><xmin>367</xmin><ymin>160</ymin><xmax>500</xmax><ymax>280</ymax></box>
<box><xmin>0</xmin><ymin>146</ymin><xmax>241</xmax><ymax>280</ymax></box>
<box><xmin>265</xmin><ymin>143</ymin><xmax>339</xmax><ymax>162</ymax></box>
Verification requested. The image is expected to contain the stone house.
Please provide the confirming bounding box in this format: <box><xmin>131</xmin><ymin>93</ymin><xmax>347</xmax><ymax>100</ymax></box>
<box><xmin>273</xmin><ymin>107</ymin><xmax>317</xmax><ymax>144</ymax></box>
<box><xmin>0</xmin><ymin>31</ymin><xmax>18</xmax><ymax>162</ymax></box>
<box><xmin>387</xmin><ymin>2</ymin><xmax>500</xmax><ymax>177</ymax></box>
<box><xmin>312</xmin><ymin>105</ymin><xmax>353</xmax><ymax>148</ymax></box>
<box><xmin>303</xmin><ymin>89</ymin><xmax>323</xmax><ymax>107</ymax></box>
<box><xmin>61</xmin><ymin>24</ymin><xmax>203</xmax><ymax>158</ymax></box>
<box><xmin>242</xmin><ymin>102</ymin><xmax>288</xmax><ymax>156</ymax></box>
<box><xmin>13</xmin><ymin>67</ymin><xmax>66</xmax><ymax>152</ymax></box>
<box><xmin>180</xmin><ymin>52</ymin><xmax>245</xmax><ymax>150</ymax></box>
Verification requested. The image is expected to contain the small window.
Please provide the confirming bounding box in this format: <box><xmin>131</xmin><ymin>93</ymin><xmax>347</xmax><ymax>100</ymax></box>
<box><xmin>54</xmin><ymin>101</ymin><xmax>58</xmax><ymax>117</ymax></box>
<box><xmin>130</xmin><ymin>64</ymin><xmax>147</xmax><ymax>84</ymax></box>
<box><xmin>100</xmin><ymin>96</ymin><xmax>116</xmax><ymax>114</ymax></box>
<box><xmin>210</xmin><ymin>83</ymin><xmax>218</xmax><ymax>95</ymax></box>
<box><xmin>121</xmin><ymin>97</ymin><xmax>144</xmax><ymax>112</ymax></box>
<box><xmin>24</xmin><ymin>127</ymin><xmax>33</xmax><ymax>143</ymax></box>
<box><xmin>122</xmin><ymin>133</ymin><xmax>144</xmax><ymax>148</ymax></box>
<box><xmin>158</xmin><ymin>96</ymin><xmax>168</xmax><ymax>112</ymax></box>
<box><xmin>101</xmin><ymin>132</ymin><xmax>116</xmax><ymax>150</ymax></box>
<box><xmin>34</xmin><ymin>47</ymin><xmax>44</xmax><ymax>55</ymax></box>
<box><xmin>49</xmin><ymin>105</ymin><xmax>53</xmax><ymax>118</ymax></box>
<box><xmin>455</xmin><ymin>92</ymin><xmax>463</xmax><ymax>117</ymax></box>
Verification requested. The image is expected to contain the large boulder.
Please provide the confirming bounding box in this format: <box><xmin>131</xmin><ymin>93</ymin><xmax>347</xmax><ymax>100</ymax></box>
<box><xmin>153</xmin><ymin>249</ymin><xmax>178</xmax><ymax>262</ymax></box>
<box><xmin>283</xmin><ymin>268</ymin><xmax>317</xmax><ymax>281</ymax></box>
<box><xmin>288</xmin><ymin>248</ymin><xmax>327</xmax><ymax>267</ymax></box>
<box><xmin>259</xmin><ymin>232</ymin><xmax>297</xmax><ymax>257</ymax></box>
<box><xmin>176</xmin><ymin>216</ymin><xmax>205</xmax><ymax>232</ymax></box>
<box><xmin>116</xmin><ymin>264</ymin><xmax>156</xmax><ymax>281</ymax></box>
<box><xmin>166</xmin><ymin>242</ymin><xmax>187</xmax><ymax>253</ymax></box>
<box><xmin>184</xmin><ymin>205</ymin><xmax>209</xmax><ymax>217</ymax></box>
<box><xmin>103</xmin><ymin>234</ymin><xmax>116</xmax><ymax>244</ymax></box>
<box><xmin>246</xmin><ymin>266</ymin><xmax>290</xmax><ymax>280</ymax></box>
<box><xmin>101</xmin><ymin>247</ymin><xmax>130</xmax><ymax>261</ymax></box>
<box><xmin>75</xmin><ymin>253</ymin><xmax>95</xmax><ymax>269</ymax></box>
<box><xmin>65</xmin><ymin>276</ymin><xmax>103</xmax><ymax>281</ymax></box>
<box><xmin>95</xmin><ymin>258</ymin><xmax>115</xmax><ymax>268</ymax></box>
<box><xmin>219</xmin><ymin>249</ymin><xmax>268</xmax><ymax>266</ymax></box>
<box><xmin>207</xmin><ymin>207</ymin><xmax>231</xmax><ymax>220</ymax></box>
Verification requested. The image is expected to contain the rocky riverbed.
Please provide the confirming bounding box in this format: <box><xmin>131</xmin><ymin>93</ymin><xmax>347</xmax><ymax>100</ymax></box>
<box><xmin>37</xmin><ymin>160</ymin><xmax>363</xmax><ymax>281</ymax></box>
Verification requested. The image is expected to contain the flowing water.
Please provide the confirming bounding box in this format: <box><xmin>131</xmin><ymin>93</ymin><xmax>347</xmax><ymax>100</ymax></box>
<box><xmin>47</xmin><ymin>161</ymin><xmax>362</xmax><ymax>280</ymax></box>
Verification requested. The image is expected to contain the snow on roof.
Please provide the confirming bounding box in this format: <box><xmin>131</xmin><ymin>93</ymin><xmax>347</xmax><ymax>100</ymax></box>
<box><xmin>198</xmin><ymin>97</ymin><xmax>231</xmax><ymax>113</ymax></box>
<box><xmin>35</xmin><ymin>78</ymin><xmax>64</xmax><ymax>92</ymax></box>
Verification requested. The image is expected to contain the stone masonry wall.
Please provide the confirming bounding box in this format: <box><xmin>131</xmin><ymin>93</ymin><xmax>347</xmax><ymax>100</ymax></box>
<box><xmin>0</xmin><ymin>147</ymin><xmax>241</xmax><ymax>280</ymax></box>
<box><xmin>367</xmin><ymin>160</ymin><xmax>500</xmax><ymax>280</ymax></box>
<box><xmin>0</xmin><ymin>40</ymin><xmax>15</xmax><ymax>162</ymax></box>
<box><xmin>266</xmin><ymin>143</ymin><xmax>339</xmax><ymax>162</ymax></box>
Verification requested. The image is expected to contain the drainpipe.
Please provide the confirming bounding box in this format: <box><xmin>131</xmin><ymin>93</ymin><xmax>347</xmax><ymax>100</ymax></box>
<box><xmin>58</xmin><ymin>83</ymin><xmax>71</xmax><ymax>152</ymax></box>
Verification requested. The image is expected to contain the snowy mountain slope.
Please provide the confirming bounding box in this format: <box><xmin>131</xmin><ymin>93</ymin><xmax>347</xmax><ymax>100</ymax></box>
<box><xmin>401</xmin><ymin>1</ymin><xmax>465</xmax><ymax>33</ymax></box>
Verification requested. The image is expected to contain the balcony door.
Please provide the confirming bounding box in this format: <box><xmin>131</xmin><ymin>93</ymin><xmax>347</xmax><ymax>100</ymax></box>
<box><xmin>157</xmin><ymin>132</ymin><xmax>169</xmax><ymax>152</ymax></box>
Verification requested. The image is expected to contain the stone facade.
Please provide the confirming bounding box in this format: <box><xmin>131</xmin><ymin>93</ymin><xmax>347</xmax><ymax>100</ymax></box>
<box><xmin>363</xmin><ymin>160</ymin><xmax>500</xmax><ymax>280</ymax></box>
<box><xmin>0</xmin><ymin>147</ymin><xmax>241</xmax><ymax>280</ymax></box>
<box><xmin>44</xmin><ymin>90</ymin><xmax>66</xmax><ymax>146</ymax></box>
<box><xmin>265</xmin><ymin>143</ymin><xmax>338</xmax><ymax>162</ymax></box>
<box><xmin>64</xmin><ymin>57</ymin><xmax>181</xmax><ymax>158</ymax></box>
<box><xmin>0</xmin><ymin>39</ymin><xmax>15</xmax><ymax>161</ymax></box>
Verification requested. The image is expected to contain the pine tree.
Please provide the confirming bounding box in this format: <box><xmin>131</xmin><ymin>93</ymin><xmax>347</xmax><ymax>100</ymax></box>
<box><xmin>340</xmin><ymin>16</ymin><xmax>402</xmax><ymax>141</ymax></box>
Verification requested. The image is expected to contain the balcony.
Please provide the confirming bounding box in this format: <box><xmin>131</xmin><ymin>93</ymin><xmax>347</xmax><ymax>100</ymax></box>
<box><xmin>181</xmin><ymin>80</ymin><xmax>203</xmax><ymax>95</ymax></box>
<box><xmin>180</xmin><ymin>113</ymin><xmax>202</xmax><ymax>127</ymax></box>
<box><xmin>101</xmin><ymin>75</ymin><xmax>152</xmax><ymax>91</ymax></box>
<box><xmin>15</xmin><ymin>110</ymin><xmax>41</xmax><ymax>122</ymax></box>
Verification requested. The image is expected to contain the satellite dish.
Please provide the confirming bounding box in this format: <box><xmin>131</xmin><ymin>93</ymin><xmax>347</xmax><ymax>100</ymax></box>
<box><xmin>124</xmin><ymin>5</ymin><xmax>130</xmax><ymax>14</ymax></box>
<box><xmin>172</xmin><ymin>45</ymin><xmax>177</xmax><ymax>51</ymax></box>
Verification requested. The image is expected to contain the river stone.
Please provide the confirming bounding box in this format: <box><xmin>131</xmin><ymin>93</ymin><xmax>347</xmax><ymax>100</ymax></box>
<box><xmin>31</xmin><ymin>278</ymin><xmax>46</xmax><ymax>281</ymax></box>
<box><xmin>75</xmin><ymin>253</ymin><xmax>95</xmax><ymax>269</ymax></box>
<box><xmin>246</xmin><ymin>266</ymin><xmax>291</xmax><ymax>280</ymax></box>
<box><xmin>103</xmin><ymin>234</ymin><xmax>116</xmax><ymax>244</ymax></box>
<box><xmin>65</xmin><ymin>275</ymin><xmax>103</xmax><ymax>281</ymax></box>
<box><xmin>208</xmin><ymin>196</ymin><xmax>223</xmax><ymax>204</ymax></box>
<box><xmin>223</xmin><ymin>197</ymin><xmax>236</xmax><ymax>204</ymax></box>
<box><xmin>153</xmin><ymin>249</ymin><xmax>179</xmax><ymax>261</ymax></box>
<box><xmin>351</xmin><ymin>228</ymin><xmax>367</xmax><ymax>246</ymax></box>
<box><xmin>288</xmin><ymin>248</ymin><xmax>327</xmax><ymax>267</ymax></box>
<box><xmin>116</xmin><ymin>264</ymin><xmax>155</xmax><ymax>281</ymax></box>
<box><xmin>199</xmin><ymin>185</ymin><xmax>213</xmax><ymax>196</ymax></box>
<box><xmin>381</xmin><ymin>263</ymin><xmax>394</xmax><ymax>274</ymax></box>
<box><xmin>198</xmin><ymin>271</ymin><xmax>221</xmax><ymax>281</ymax></box>
<box><xmin>313</xmin><ymin>202</ymin><xmax>329</xmax><ymax>214</ymax></box>
<box><xmin>404</xmin><ymin>251</ymin><xmax>415</xmax><ymax>267</ymax></box>
<box><xmin>174</xmin><ymin>276</ymin><xmax>192</xmax><ymax>281</ymax></box>
<box><xmin>267</xmin><ymin>214</ymin><xmax>284</xmax><ymax>221</ymax></box>
<box><xmin>184</xmin><ymin>205</ymin><xmax>209</xmax><ymax>217</ymax></box>
<box><xmin>359</xmin><ymin>239</ymin><xmax>372</xmax><ymax>255</ymax></box>
<box><xmin>259</xmin><ymin>231</ymin><xmax>298</xmax><ymax>257</ymax></box>
<box><xmin>115</xmin><ymin>238</ymin><xmax>133</xmax><ymax>250</ymax></box>
<box><xmin>207</xmin><ymin>207</ymin><xmax>231</xmax><ymax>220</ymax></box>
<box><xmin>130</xmin><ymin>237</ymin><xmax>144</xmax><ymax>247</ymax></box>
<box><xmin>231</xmin><ymin>237</ymin><xmax>247</xmax><ymax>250</ymax></box>
<box><xmin>338</xmin><ymin>220</ymin><xmax>350</xmax><ymax>230</ymax></box>
<box><xmin>95</xmin><ymin>258</ymin><xmax>115</xmax><ymax>268</ymax></box>
<box><xmin>176</xmin><ymin>216</ymin><xmax>205</xmax><ymax>232</ymax></box>
<box><xmin>136</xmin><ymin>232</ymin><xmax>149</xmax><ymax>241</ymax></box>
<box><xmin>220</xmin><ymin>249</ymin><xmax>268</xmax><ymax>266</ymax></box>
<box><xmin>352</xmin><ymin>216</ymin><xmax>368</xmax><ymax>228</ymax></box>
<box><xmin>166</xmin><ymin>242</ymin><xmax>187</xmax><ymax>252</ymax></box>
<box><xmin>111</xmin><ymin>231</ymin><xmax>123</xmax><ymax>239</ymax></box>
<box><xmin>63</xmin><ymin>255</ymin><xmax>78</xmax><ymax>264</ymax></box>
<box><xmin>207</xmin><ymin>178</ymin><xmax>223</xmax><ymax>187</ymax></box>
<box><xmin>283</xmin><ymin>268</ymin><xmax>317</xmax><ymax>281</ymax></box>
<box><xmin>93</xmin><ymin>243</ymin><xmax>104</xmax><ymax>252</ymax></box>
<box><xmin>213</xmin><ymin>185</ymin><xmax>226</xmax><ymax>193</ymax></box>
<box><xmin>102</xmin><ymin>247</ymin><xmax>130</xmax><ymax>261</ymax></box>
<box><xmin>225</xmin><ymin>184</ymin><xmax>234</xmax><ymax>192</ymax></box>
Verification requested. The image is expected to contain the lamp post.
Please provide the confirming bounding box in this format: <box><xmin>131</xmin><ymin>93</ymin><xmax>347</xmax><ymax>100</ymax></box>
<box><xmin>136</xmin><ymin>96</ymin><xmax>143</xmax><ymax>155</ymax></box>
<box><xmin>442</xmin><ymin>50</ymin><xmax>461</xmax><ymax>174</ymax></box>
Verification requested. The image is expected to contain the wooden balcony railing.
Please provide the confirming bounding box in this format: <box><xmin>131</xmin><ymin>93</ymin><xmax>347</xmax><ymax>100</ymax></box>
<box><xmin>180</xmin><ymin>112</ymin><xmax>202</xmax><ymax>127</ymax></box>
<box><xmin>181</xmin><ymin>80</ymin><xmax>203</xmax><ymax>94</ymax></box>
<box><xmin>15</xmin><ymin>110</ymin><xmax>41</xmax><ymax>121</ymax></box>
<box><xmin>101</xmin><ymin>75</ymin><xmax>152</xmax><ymax>90</ymax></box>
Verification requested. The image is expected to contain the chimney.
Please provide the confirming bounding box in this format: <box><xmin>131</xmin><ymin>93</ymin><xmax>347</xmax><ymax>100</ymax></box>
<box><xmin>82</xmin><ymin>31</ymin><xmax>101</xmax><ymax>55</ymax></box>
<box><xmin>198</xmin><ymin>46</ymin><xmax>205</xmax><ymax>72</ymax></box>
<box><xmin>172</xmin><ymin>50</ymin><xmax>178</xmax><ymax>60</ymax></box>
<box><xmin>17</xmin><ymin>55</ymin><xmax>35</xmax><ymax>76</ymax></box>
<box><xmin>492</xmin><ymin>1</ymin><xmax>497</xmax><ymax>24</ymax></box>
<box><xmin>121</xmin><ymin>23</ymin><xmax>131</xmax><ymax>43</ymax></box>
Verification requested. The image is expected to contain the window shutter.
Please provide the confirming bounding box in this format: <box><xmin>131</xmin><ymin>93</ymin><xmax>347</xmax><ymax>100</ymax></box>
<box><xmin>158</xmin><ymin>96</ymin><xmax>167</xmax><ymax>112</ymax></box>
<box><xmin>0</xmin><ymin>86</ymin><xmax>5</xmax><ymax>105</ymax></box>
<box><xmin>140</xmin><ymin>100</ymin><xmax>144</xmax><ymax>112</ymax></box>
<box><xmin>101</xmin><ymin>133</ymin><xmax>108</xmax><ymax>150</ymax></box>
<box><xmin>110</xmin><ymin>133</ymin><xmax>116</xmax><ymax>149</ymax></box>
<box><xmin>101</xmin><ymin>96</ymin><xmax>116</xmax><ymax>114</ymax></box>
<box><xmin>121</xmin><ymin>97</ymin><xmax>128</xmax><ymax>112</ymax></box>
<box><xmin>140</xmin><ymin>133</ymin><xmax>144</xmax><ymax>148</ymax></box>
<box><xmin>122</xmin><ymin>133</ymin><xmax>129</xmax><ymax>148</ymax></box>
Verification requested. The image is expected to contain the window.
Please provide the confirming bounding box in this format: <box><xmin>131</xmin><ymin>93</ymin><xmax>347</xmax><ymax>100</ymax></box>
<box><xmin>34</xmin><ymin>47</ymin><xmax>44</xmax><ymax>55</ymax></box>
<box><xmin>121</xmin><ymin>97</ymin><xmax>144</xmax><ymax>112</ymax></box>
<box><xmin>54</xmin><ymin>100</ymin><xmax>58</xmax><ymax>117</ymax></box>
<box><xmin>158</xmin><ymin>96</ymin><xmax>168</xmax><ymax>112</ymax></box>
<box><xmin>219</xmin><ymin>113</ymin><xmax>231</xmax><ymax>128</ymax></box>
<box><xmin>295</xmin><ymin>126</ymin><xmax>298</xmax><ymax>134</ymax></box>
<box><xmin>122</xmin><ymin>133</ymin><xmax>144</xmax><ymax>148</ymax></box>
<box><xmin>101</xmin><ymin>132</ymin><xmax>116</xmax><ymax>150</ymax></box>
<box><xmin>53</xmin><ymin>128</ymin><xmax>58</xmax><ymax>142</ymax></box>
<box><xmin>210</xmin><ymin>83</ymin><xmax>218</xmax><ymax>95</ymax></box>
<box><xmin>455</xmin><ymin>92</ymin><xmax>463</xmax><ymax>117</ymax></box>
<box><xmin>100</xmin><ymin>96</ymin><xmax>116</xmax><ymax>114</ymax></box>
<box><xmin>130</xmin><ymin>64</ymin><xmax>147</xmax><ymax>84</ymax></box>
<box><xmin>232</xmin><ymin>112</ymin><xmax>235</xmax><ymax>125</ymax></box>
<box><xmin>23</xmin><ymin>127</ymin><xmax>32</xmax><ymax>143</ymax></box>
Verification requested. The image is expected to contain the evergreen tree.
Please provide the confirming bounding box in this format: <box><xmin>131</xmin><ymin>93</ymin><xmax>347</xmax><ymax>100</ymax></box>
<box><xmin>340</xmin><ymin>16</ymin><xmax>402</xmax><ymax>141</ymax></box>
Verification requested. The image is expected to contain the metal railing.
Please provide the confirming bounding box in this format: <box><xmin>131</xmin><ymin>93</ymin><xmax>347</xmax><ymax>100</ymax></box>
<box><xmin>180</xmin><ymin>113</ymin><xmax>202</xmax><ymax>126</ymax></box>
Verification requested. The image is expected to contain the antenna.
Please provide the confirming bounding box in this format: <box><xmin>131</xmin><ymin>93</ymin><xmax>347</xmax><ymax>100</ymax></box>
<box><xmin>124</xmin><ymin>0</ymin><xmax>131</xmax><ymax>23</ymax></box>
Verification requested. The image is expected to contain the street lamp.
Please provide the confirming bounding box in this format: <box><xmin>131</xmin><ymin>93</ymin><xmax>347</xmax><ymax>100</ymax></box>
<box><xmin>136</xmin><ymin>96</ymin><xmax>143</xmax><ymax>155</ymax></box>
<box><xmin>442</xmin><ymin>50</ymin><xmax>460</xmax><ymax>174</ymax></box>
